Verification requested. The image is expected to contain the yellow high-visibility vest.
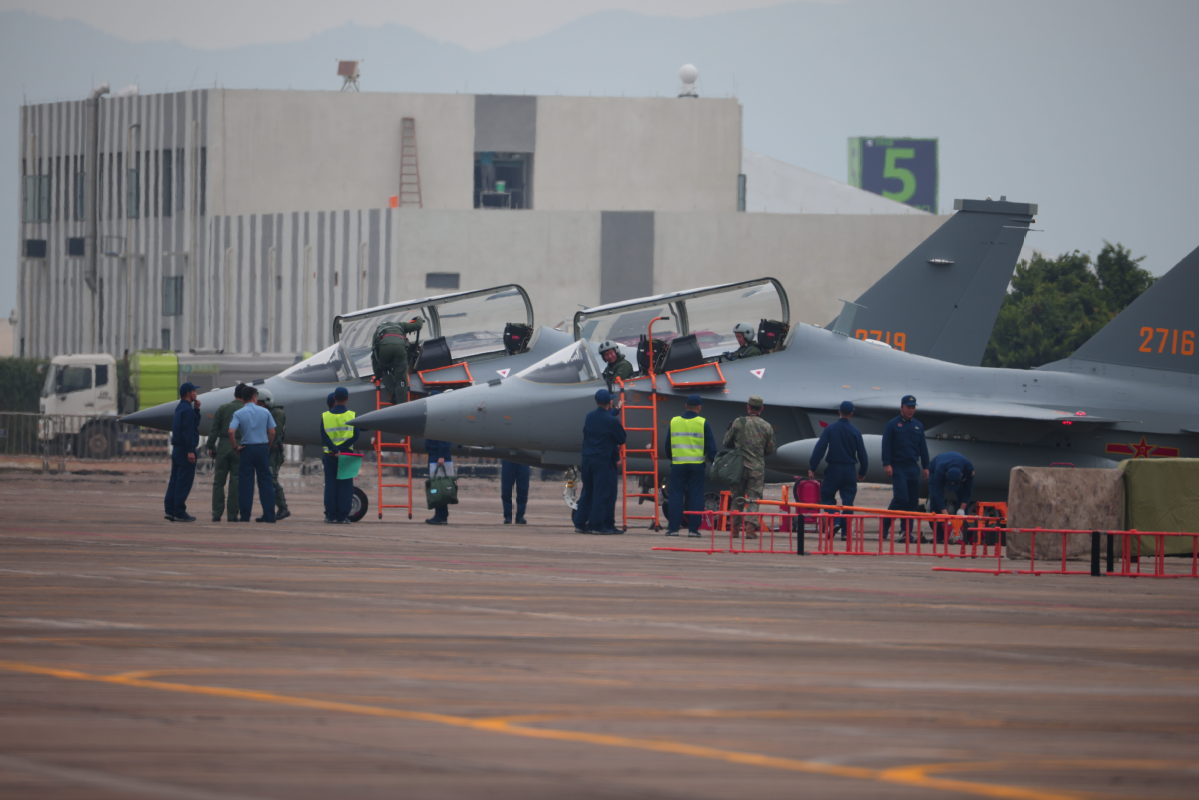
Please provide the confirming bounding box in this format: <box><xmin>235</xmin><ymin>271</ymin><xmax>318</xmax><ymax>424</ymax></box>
<box><xmin>670</xmin><ymin>415</ymin><xmax>706</xmax><ymax>465</ymax></box>
<box><xmin>322</xmin><ymin>409</ymin><xmax>357</xmax><ymax>454</ymax></box>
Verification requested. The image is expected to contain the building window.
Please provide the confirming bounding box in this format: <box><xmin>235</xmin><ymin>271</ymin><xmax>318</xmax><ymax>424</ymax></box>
<box><xmin>162</xmin><ymin>275</ymin><xmax>184</xmax><ymax>316</ymax></box>
<box><xmin>74</xmin><ymin>169</ymin><xmax>85</xmax><ymax>221</ymax></box>
<box><xmin>162</xmin><ymin>149</ymin><xmax>172</xmax><ymax>218</ymax></box>
<box><xmin>127</xmin><ymin>166</ymin><xmax>140</xmax><ymax>219</ymax></box>
<box><xmin>426</xmin><ymin>272</ymin><xmax>460</xmax><ymax>290</ymax></box>
<box><xmin>161</xmin><ymin>328</ymin><xmax>171</xmax><ymax>350</ymax></box>
<box><xmin>474</xmin><ymin>152</ymin><xmax>532</xmax><ymax>209</ymax></box>
<box><xmin>67</xmin><ymin>237</ymin><xmax>85</xmax><ymax>257</ymax></box>
<box><xmin>23</xmin><ymin>174</ymin><xmax>51</xmax><ymax>222</ymax></box>
<box><xmin>24</xmin><ymin>239</ymin><xmax>47</xmax><ymax>258</ymax></box>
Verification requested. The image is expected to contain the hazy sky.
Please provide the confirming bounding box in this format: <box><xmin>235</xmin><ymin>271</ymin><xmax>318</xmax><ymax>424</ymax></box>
<box><xmin>0</xmin><ymin>0</ymin><xmax>798</xmax><ymax>50</ymax></box>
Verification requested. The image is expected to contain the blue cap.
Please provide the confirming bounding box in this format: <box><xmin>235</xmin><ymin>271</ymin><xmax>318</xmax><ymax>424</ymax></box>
<box><xmin>333</xmin><ymin>386</ymin><xmax>349</xmax><ymax>400</ymax></box>
<box><xmin>594</xmin><ymin>388</ymin><xmax>612</xmax><ymax>404</ymax></box>
<box><xmin>839</xmin><ymin>400</ymin><xmax>854</xmax><ymax>414</ymax></box>
<box><xmin>686</xmin><ymin>394</ymin><xmax>703</xmax><ymax>406</ymax></box>
<box><xmin>946</xmin><ymin>466</ymin><xmax>963</xmax><ymax>484</ymax></box>
<box><xmin>179</xmin><ymin>382</ymin><xmax>197</xmax><ymax>397</ymax></box>
<box><xmin>901</xmin><ymin>394</ymin><xmax>917</xmax><ymax>407</ymax></box>
<box><xmin>326</xmin><ymin>391</ymin><xmax>337</xmax><ymax>407</ymax></box>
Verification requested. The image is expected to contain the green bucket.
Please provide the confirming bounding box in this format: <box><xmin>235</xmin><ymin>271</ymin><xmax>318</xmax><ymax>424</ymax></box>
<box><xmin>337</xmin><ymin>452</ymin><xmax>364</xmax><ymax>480</ymax></box>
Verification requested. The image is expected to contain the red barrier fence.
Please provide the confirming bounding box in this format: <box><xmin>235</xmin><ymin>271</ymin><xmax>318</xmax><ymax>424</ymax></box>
<box><xmin>651</xmin><ymin>494</ymin><xmax>1199</xmax><ymax>579</ymax></box>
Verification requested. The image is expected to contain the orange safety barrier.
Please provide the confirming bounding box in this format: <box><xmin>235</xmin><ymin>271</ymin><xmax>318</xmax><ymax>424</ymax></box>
<box><xmin>934</xmin><ymin>527</ymin><xmax>1199</xmax><ymax>578</ymax></box>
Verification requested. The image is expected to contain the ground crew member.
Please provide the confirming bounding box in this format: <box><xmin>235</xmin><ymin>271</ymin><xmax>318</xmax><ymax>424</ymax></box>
<box><xmin>572</xmin><ymin>388</ymin><xmax>627</xmax><ymax>534</ymax></box>
<box><xmin>724</xmin><ymin>322</ymin><xmax>762</xmax><ymax>361</ymax></box>
<box><xmin>371</xmin><ymin>317</ymin><xmax>424</xmax><ymax>404</ymax></box>
<box><xmin>424</xmin><ymin>436</ymin><xmax>454</xmax><ymax>525</ymax></box>
<box><xmin>929</xmin><ymin>451</ymin><xmax>975</xmax><ymax>542</ymax></box>
<box><xmin>881</xmin><ymin>394</ymin><xmax>930</xmax><ymax>539</ymax></box>
<box><xmin>206</xmin><ymin>383</ymin><xmax>246</xmax><ymax>522</ymax></box>
<box><xmin>258</xmin><ymin>388</ymin><xmax>290</xmax><ymax>521</ymax></box>
<box><xmin>229</xmin><ymin>385</ymin><xmax>276</xmax><ymax>523</ymax></box>
<box><xmin>722</xmin><ymin>395</ymin><xmax>776</xmax><ymax>539</ymax></box>
<box><xmin>599</xmin><ymin>340</ymin><xmax>633</xmax><ymax>388</ymax></box>
<box><xmin>164</xmin><ymin>382</ymin><xmax>201</xmax><ymax>522</ymax></box>
<box><xmin>666</xmin><ymin>394</ymin><xmax>717</xmax><ymax>537</ymax></box>
<box><xmin>500</xmin><ymin>460</ymin><xmax>530</xmax><ymax>525</ymax></box>
<box><xmin>808</xmin><ymin>400</ymin><xmax>868</xmax><ymax>539</ymax></box>
<box><xmin>321</xmin><ymin>386</ymin><xmax>358</xmax><ymax>524</ymax></box>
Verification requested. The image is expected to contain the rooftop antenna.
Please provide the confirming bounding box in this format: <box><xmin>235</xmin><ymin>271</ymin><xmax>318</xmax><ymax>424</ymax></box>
<box><xmin>678</xmin><ymin>64</ymin><xmax>699</xmax><ymax>98</ymax></box>
<box><xmin>337</xmin><ymin>60</ymin><xmax>360</xmax><ymax>91</ymax></box>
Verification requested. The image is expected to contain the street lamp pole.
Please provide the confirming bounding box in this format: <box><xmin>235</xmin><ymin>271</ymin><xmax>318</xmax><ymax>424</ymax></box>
<box><xmin>86</xmin><ymin>83</ymin><xmax>109</xmax><ymax>351</ymax></box>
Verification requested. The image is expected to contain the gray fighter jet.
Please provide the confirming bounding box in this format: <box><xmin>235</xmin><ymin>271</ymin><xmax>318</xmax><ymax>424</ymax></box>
<box><xmin>354</xmin><ymin>243</ymin><xmax>1198</xmax><ymax>500</ymax></box>
<box><xmin>121</xmin><ymin>284</ymin><xmax>572</xmax><ymax>448</ymax></box>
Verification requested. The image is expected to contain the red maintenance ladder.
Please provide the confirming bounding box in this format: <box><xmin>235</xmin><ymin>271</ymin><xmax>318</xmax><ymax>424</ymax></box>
<box><xmin>619</xmin><ymin>315</ymin><xmax>669</xmax><ymax>530</ymax></box>
<box><xmin>372</xmin><ymin>381</ymin><xmax>414</xmax><ymax>519</ymax></box>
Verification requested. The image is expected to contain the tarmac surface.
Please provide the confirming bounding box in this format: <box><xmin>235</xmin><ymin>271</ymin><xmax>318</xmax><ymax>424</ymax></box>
<box><xmin>1</xmin><ymin>461</ymin><xmax>1197</xmax><ymax>799</ymax></box>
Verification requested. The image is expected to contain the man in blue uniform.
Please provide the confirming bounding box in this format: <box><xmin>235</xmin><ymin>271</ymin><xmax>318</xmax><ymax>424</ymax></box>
<box><xmin>929</xmin><ymin>451</ymin><xmax>975</xmax><ymax>542</ymax></box>
<box><xmin>572</xmin><ymin>388</ymin><xmax>627</xmax><ymax>534</ymax></box>
<box><xmin>808</xmin><ymin>400</ymin><xmax>868</xmax><ymax>539</ymax></box>
<box><xmin>881</xmin><ymin>394</ymin><xmax>930</xmax><ymax>539</ymax></box>
<box><xmin>229</xmin><ymin>385</ymin><xmax>277</xmax><ymax>523</ymax></box>
<box><xmin>164</xmin><ymin>382</ymin><xmax>201</xmax><ymax>521</ymax></box>
<box><xmin>666</xmin><ymin>394</ymin><xmax>717</xmax><ymax>536</ymax></box>
<box><xmin>321</xmin><ymin>386</ymin><xmax>359</xmax><ymax>524</ymax></box>
<box><xmin>500</xmin><ymin>460</ymin><xmax>530</xmax><ymax>524</ymax></box>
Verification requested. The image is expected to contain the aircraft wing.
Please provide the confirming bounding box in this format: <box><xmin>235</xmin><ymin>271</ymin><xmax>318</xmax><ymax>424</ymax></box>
<box><xmin>846</xmin><ymin>396</ymin><xmax>1134</xmax><ymax>425</ymax></box>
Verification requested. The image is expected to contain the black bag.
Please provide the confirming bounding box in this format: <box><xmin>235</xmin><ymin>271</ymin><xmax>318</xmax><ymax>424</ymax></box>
<box><xmin>425</xmin><ymin>464</ymin><xmax>459</xmax><ymax>508</ymax></box>
<box><xmin>708</xmin><ymin>448</ymin><xmax>743</xmax><ymax>488</ymax></box>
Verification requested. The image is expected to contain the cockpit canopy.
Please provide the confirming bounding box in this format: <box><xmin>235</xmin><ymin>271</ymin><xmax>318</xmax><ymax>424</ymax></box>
<box><xmin>280</xmin><ymin>285</ymin><xmax>535</xmax><ymax>383</ymax></box>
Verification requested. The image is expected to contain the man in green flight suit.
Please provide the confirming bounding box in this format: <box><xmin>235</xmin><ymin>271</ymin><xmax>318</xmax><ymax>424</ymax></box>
<box><xmin>207</xmin><ymin>383</ymin><xmax>246</xmax><ymax>522</ymax></box>
<box><xmin>598</xmin><ymin>340</ymin><xmax>633</xmax><ymax>389</ymax></box>
<box><xmin>258</xmin><ymin>388</ymin><xmax>290</xmax><ymax>521</ymax></box>
<box><xmin>371</xmin><ymin>317</ymin><xmax>424</xmax><ymax>404</ymax></box>
<box><xmin>724</xmin><ymin>322</ymin><xmax>762</xmax><ymax>361</ymax></box>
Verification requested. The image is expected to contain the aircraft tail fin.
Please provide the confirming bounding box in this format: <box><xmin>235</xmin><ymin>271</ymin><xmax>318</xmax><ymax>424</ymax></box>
<box><xmin>830</xmin><ymin>197</ymin><xmax>1037</xmax><ymax>365</ymax></box>
<box><xmin>1046</xmin><ymin>244</ymin><xmax>1199</xmax><ymax>376</ymax></box>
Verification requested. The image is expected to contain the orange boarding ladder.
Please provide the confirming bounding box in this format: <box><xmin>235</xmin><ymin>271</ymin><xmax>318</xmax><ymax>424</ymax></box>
<box><xmin>619</xmin><ymin>316</ymin><xmax>669</xmax><ymax>530</ymax></box>
<box><xmin>373</xmin><ymin>382</ymin><xmax>415</xmax><ymax>519</ymax></box>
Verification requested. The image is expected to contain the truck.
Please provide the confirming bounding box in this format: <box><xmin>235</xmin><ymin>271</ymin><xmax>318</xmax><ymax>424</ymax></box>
<box><xmin>38</xmin><ymin>350</ymin><xmax>301</xmax><ymax>458</ymax></box>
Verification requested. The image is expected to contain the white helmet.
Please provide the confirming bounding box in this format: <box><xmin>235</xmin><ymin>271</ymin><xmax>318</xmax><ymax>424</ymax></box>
<box><xmin>734</xmin><ymin>322</ymin><xmax>755</xmax><ymax>337</ymax></box>
<box><xmin>257</xmin><ymin>388</ymin><xmax>272</xmax><ymax>404</ymax></box>
<box><xmin>598</xmin><ymin>340</ymin><xmax>619</xmax><ymax>355</ymax></box>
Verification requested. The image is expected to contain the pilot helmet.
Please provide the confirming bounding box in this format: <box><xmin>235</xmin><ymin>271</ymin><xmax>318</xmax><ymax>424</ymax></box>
<box><xmin>598</xmin><ymin>340</ymin><xmax>619</xmax><ymax>356</ymax></box>
<box><xmin>257</xmin><ymin>388</ymin><xmax>272</xmax><ymax>405</ymax></box>
<box><xmin>734</xmin><ymin>322</ymin><xmax>755</xmax><ymax>337</ymax></box>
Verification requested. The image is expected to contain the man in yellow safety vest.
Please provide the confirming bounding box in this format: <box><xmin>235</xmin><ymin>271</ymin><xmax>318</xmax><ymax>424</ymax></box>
<box><xmin>665</xmin><ymin>394</ymin><xmax>717</xmax><ymax>537</ymax></box>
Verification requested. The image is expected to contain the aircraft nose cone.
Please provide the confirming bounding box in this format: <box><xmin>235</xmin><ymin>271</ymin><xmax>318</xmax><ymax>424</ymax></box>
<box><xmin>120</xmin><ymin>400</ymin><xmax>176</xmax><ymax>431</ymax></box>
<box><xmin>353</xmin><ymin>399</ymin><xmax>427</xmax><ymax>438</ymax></box>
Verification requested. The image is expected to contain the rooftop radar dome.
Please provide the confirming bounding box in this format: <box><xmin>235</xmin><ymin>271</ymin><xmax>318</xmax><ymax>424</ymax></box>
<box><xmin>678</xmin><ymin>64</ymin><xmax>698</xmax><ymax>97</ymax></box>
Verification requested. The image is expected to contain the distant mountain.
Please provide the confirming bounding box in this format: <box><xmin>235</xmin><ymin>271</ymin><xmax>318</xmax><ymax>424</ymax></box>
<box><xmin>3</xmin><ymin>0</ymin><xmax>1197</xmax><ymax>317</ymax></box>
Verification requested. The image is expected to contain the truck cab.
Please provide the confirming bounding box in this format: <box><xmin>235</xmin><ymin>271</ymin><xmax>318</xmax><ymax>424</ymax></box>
<box><xmin>40</xmin><ymin>354</ymin><xmax>119</xmax><ymax>418</ymax></box>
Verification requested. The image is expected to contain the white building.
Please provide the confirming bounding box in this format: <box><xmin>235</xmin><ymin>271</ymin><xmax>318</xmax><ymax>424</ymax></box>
<box><xmin>16</xmin><ymin>89</ymin><xmax>942</xmax><ymax>358</ymax></box>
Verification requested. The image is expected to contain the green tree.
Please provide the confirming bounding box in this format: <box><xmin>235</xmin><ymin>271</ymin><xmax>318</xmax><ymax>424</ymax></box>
<box><xmin>983</xmin><ymin>244</ymin><xmax>1155</xmax><ymax>370</ymax></box>
<box><xmin>0</xmin><ymin>357</ymin><xmax>47</xmax><ymax>412</ymax></box>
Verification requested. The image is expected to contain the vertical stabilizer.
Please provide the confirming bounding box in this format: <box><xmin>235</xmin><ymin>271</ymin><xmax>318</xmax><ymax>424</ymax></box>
<box><xmin>832</xmin><ymin>197</ymin><xmax>1037</xmax><ymax>364</ymax></box>
<box><xmin>1045</xmin><ymin>244</ymin><xmax>1199</xmax><ymax>376</ymax></box>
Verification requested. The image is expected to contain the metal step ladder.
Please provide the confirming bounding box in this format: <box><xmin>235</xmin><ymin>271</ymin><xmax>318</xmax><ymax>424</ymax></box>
<box><xmin>620</xmin><ymin>315</ymin><xmax>670</xmax><ymax>530</ymax></box>
<box><xmin>398</xmin><ymin>117</ymin><xmax>423</xmax><ymax>208</ymax></box>
<box><xmin>373</xmin><ymin>382</ymin><xmax>414</xmax><ymax>519</ymax></box>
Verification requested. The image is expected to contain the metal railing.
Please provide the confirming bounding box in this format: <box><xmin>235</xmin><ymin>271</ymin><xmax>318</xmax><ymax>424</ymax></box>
<box><xmin>0</xmin><ymin>412</ymin><xmax>170</xmax><ymax>469</ymax></box>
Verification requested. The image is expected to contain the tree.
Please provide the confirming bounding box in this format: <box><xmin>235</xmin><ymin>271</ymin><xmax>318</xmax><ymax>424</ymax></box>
<box><xmin>982</xmin><ymin>244</ymin><xmax>1155</xmax><ymax>370</ymax></box>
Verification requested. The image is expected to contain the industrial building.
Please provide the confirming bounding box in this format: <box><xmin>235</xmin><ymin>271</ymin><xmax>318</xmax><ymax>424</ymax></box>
<box><xmin>16</xmin><ymin>88</ymin><xmax>941</xmax><ymax>359</ymax></box>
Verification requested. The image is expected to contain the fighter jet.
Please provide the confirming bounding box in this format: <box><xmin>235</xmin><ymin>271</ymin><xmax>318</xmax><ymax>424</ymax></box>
<box><xmin>353</xmin><ymin>243</ymin><xmax>1199</xmax><ymax>500</ymax></box>
<box><xmin>121</xmin><ymin>283</ymin><xmax>572</xmax><ymax>447</ymax></box>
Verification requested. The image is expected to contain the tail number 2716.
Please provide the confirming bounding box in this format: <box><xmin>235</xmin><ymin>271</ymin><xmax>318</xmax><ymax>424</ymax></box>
<box><xmin>1138</xmin><ymin>327</ymin><xmax>1195</xmax><ymax>356</ymax></box>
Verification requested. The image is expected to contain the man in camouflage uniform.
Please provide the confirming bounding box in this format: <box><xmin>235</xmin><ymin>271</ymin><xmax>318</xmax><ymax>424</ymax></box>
<box><xmin>206</xmin><ymin>383</ymin><xmax>245</xmax><ymax>522</ymax></box>
<box><xmin>721</xmin><ymin>394</ymin><xmax>776</xmax><ymax>539</ymax></box>
<box><xmin>258</xmin><ymin>389</ymin><xmax>291</xmax><ymax>521</ymax></box>
<box><xmin>371</xmin><ymin>317</ymin><xmax>424</xmax><ymax>404</ymax></box>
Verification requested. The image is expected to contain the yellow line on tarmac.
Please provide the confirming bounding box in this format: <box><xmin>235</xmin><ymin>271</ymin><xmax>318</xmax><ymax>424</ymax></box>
<box><xmin>0</xmin><ymin>659</ymin><xmax>1085</xmax><ymax>800</ymax></box>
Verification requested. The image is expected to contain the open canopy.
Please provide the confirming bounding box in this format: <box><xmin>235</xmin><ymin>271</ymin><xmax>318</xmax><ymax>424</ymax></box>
<box><xmin>572</xmin><ymin>277</ymin><xmax>789</xmax><ymax>358</ymax></box>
